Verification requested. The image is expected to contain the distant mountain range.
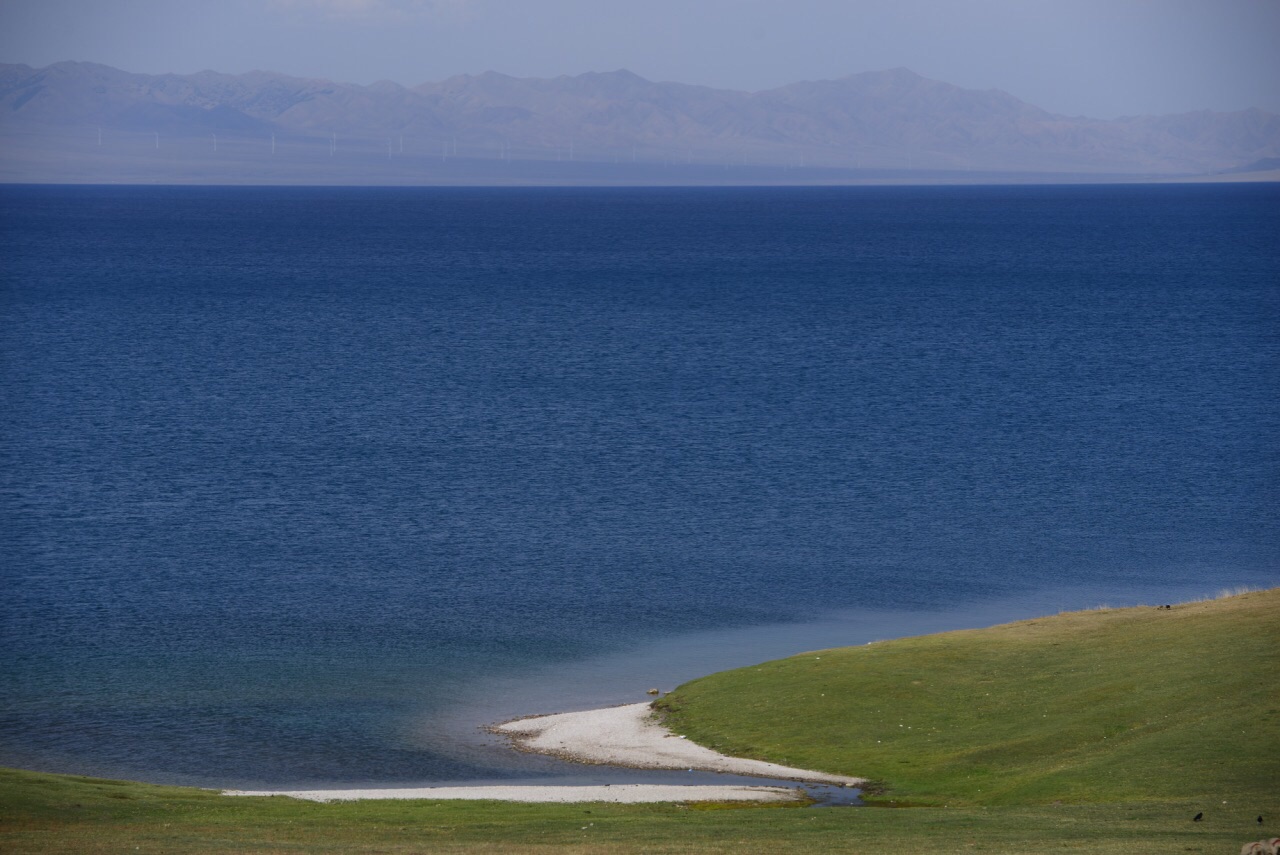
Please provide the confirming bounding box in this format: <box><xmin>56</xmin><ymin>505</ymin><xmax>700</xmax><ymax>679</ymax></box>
<box><xmin>2</xmin><ymin>61</ymin><xmax>1278</xmax><ymax>184</ymax></box>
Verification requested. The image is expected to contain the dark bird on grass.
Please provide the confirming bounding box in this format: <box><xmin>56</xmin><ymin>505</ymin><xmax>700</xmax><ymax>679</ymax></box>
<box><xmin>1193</xmin><ymin>812</ymin><xmax>1203</xmax><ymax>821</ymax></box>
<box><xmin>1259</xmin><ymin>816</ymin><xmax>1264</xmax><ymax>824</ymax></box>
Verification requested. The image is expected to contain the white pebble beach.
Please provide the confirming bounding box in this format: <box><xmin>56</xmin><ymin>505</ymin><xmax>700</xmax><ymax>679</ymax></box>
<box><xmin>225</xmin><ymin>701</ymin><xmax>863</xmax><ymax>803</ymax></box>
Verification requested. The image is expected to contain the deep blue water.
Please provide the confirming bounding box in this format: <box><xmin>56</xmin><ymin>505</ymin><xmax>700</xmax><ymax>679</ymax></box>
<box><xmin>1</xmin><ymin>184</ymin><xmax>1277</xmax><ymax>788</ymax></box>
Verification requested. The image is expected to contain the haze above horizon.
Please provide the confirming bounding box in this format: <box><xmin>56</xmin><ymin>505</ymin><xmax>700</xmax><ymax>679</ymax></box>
<box><xmin>1</xmin><ymin>0</ymin><xmax>1278</xmax><ymax>121</ymax></box>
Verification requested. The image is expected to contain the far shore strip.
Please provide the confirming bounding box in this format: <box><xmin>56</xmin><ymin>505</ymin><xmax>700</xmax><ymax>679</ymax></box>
<box><xmin>225</xmin><ymin>701</ymin><xmax>863</xmax><ymax>804</ymax></box>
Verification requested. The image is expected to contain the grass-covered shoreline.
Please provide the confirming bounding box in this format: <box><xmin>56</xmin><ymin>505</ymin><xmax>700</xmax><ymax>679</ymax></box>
<box><xmin>2</xmin><ymin>589</ymin><xmax>1276</xmax><ymax>853</ymax></box>
<box><xmin>656</xmin><ymin>587</ymin><xmax>1279</xmax><ymax>809</ymax></box>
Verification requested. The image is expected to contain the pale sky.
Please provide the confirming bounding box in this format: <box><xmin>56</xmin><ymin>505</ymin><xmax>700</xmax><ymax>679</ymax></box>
<box><xmin>2</xmin><ymin>0</ymin><xmax>1278</xmax><ymax>119</ymax></box>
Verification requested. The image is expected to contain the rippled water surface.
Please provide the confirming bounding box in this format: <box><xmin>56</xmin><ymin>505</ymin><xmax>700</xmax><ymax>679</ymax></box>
<box><xmin>1</xmin><ymin>184</ymin><xmax>1276</xmax><ymax>787</ymax></box>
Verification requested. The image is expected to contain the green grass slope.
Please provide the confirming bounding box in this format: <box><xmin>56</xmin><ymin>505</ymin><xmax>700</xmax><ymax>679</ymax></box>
<box><xmin>656</xmin><ymin>588</ymin><xmax>1279</xmax><ymax>808</ymax></box>
<box><xmin>2</xmin><ymin>767</ymin><xmax>1271</xmax><ymax>854</ymax></box>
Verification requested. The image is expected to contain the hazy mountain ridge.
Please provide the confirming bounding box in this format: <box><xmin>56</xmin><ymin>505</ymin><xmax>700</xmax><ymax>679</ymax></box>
<box><xmin>2</xmin><ymin>61</ymin><xmax>1277</xmax><ymax>181</ymax></box>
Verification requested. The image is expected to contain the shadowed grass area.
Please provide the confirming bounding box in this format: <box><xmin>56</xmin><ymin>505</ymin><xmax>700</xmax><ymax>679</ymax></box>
<box><xmin>2</xmin><ymin>590</ymin><xmax>1276</xmax><ymax>853</ymax></box>
<box><xmin>656</xmin><ymin>588</ymin><xmax>1279</xmax><ymax>808</ymax></box>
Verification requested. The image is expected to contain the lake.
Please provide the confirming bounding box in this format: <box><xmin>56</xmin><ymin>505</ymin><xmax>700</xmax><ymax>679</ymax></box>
<box><xmin>1</xmin><ymin>183</ymin><xmax>1276</xmax><ymax>788</ymax></box>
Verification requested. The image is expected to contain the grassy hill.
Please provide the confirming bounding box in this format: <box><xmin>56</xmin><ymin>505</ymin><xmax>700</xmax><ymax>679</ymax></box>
<box><xmin>1</xmin><ymin>588</ymin><xmax>1275</xmax><ymax>853</ymax></box>
<box><xmin>657</xmin><ymin>587</ymin><xmax>1279</xmax><ymax>808</ymax></box>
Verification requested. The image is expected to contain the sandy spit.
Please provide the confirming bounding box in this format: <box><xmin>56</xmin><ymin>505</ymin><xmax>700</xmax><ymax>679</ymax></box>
<box><xmin>224</xmin><ymin>700</ymin><xmax>861</xmax><ymax>803</ymax></box>
<box><xmin>223</xmin><ymin>783</ymin><xmax>801</xmax><ymax>804</ymax></box>
<box><xmin>494</xmin><ymin>701</ymin><xmax>864</xmax><ymax>787</ymax></box>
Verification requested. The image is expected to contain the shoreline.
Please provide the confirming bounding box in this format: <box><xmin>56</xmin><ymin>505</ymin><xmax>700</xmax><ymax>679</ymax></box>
<box><xmin>226</xmin><ymin>701</ymin><xmax>862</xmax><ymax>803</ymax></box>
<box><xmin>223</xmin><ymin>783</ymin><xmax>803</xmax><ymax>803</ymax></box>
<box><xmin>493</xmin><ymin>702</ymin><xmax>863</xmax><ymax>787</ymax></box>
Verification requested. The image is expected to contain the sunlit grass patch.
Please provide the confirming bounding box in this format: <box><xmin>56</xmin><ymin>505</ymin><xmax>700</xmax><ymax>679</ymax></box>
<box><xmin>657</xmin><ymin>588</ymin><xmax>1278</xmax><ymax>809</ymax></box>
